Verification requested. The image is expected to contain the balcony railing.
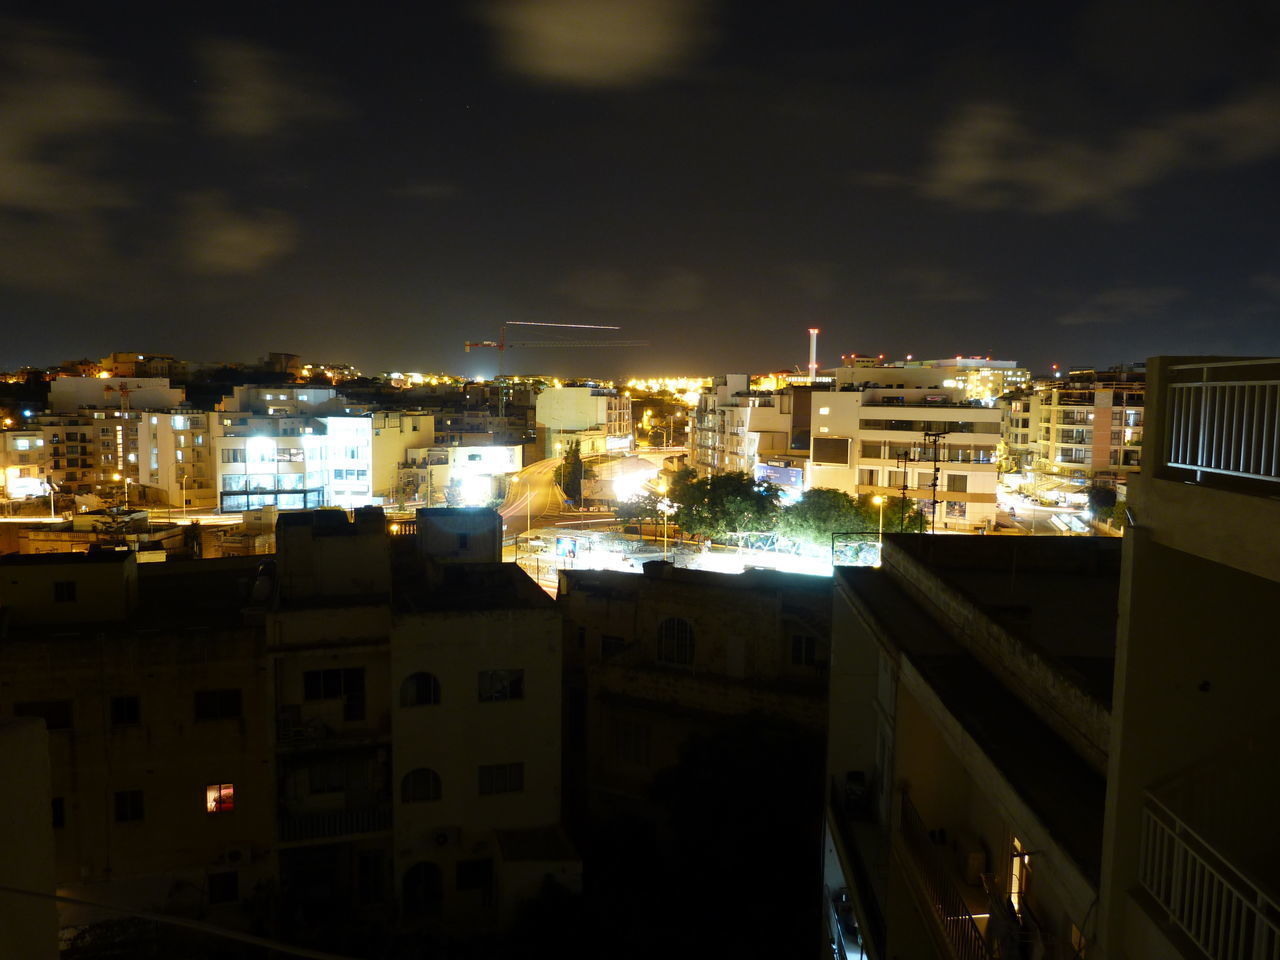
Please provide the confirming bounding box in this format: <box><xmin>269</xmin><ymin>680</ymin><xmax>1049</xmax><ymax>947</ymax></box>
<box><xmin>279</xmin><ymin>803</ymin><xmax>391</xmax><ymax>843</ymax></box>
<box><xmin>900</xmin><ymin>792</ymin><xmax>992</xmax><ymax>960</ymax></box>
<box><xmin>1139</xmin><ymin>794</ymin><xmax>1280</xmax><ymax>960</ymax></box>
<box><xmin>1166</xmin><ymin>360</ymin><xmax>1280</xmax><ymax>484</ymax></box>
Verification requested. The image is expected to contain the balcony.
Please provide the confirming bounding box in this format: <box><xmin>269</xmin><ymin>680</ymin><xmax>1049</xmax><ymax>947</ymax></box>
<box><xmin>1138</xmin><ymin>792</ymin><xmax>1280</xmax><ymax>960</ymax></box>
<box><xmin>1164</xmin><ymin>358</ymin><xmax>1280</xmax><ymax>489</ymax></box>
<box><xmin>278</xmin><ymin>803</ymin><xmax>391</xmax><ymax>844</ymax></box>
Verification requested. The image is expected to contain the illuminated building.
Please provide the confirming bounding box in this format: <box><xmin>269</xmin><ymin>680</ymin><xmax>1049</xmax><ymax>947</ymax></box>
<box><xmin>534</xmin><ymin>385</ymin><xmax>632</xmax><ymax>458</ymax></box>
<box><xmin>98</xmin><ymin>352</ymin><xmax>183</xmax><ymax>379</ymax></box>
<box><xmin>1002</xmin><ymin>366</ymin><xmax>1145</xmax><ymax>501</ymax></box>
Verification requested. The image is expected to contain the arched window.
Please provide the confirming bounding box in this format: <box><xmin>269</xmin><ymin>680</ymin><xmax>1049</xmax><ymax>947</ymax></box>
<box><xmin>400</xmin><ymin>672</ymin><xmax>441</xmax><ymax>707</ymax></box>
<box><xmin>657</xmin><ymin>617</ymin><xmax>695</xmax><ymax>666</ymax></box>
<box><xmin>401</xmin><ymin>768</ymin><xmax>442</xmax><ymax>803</ymax></box>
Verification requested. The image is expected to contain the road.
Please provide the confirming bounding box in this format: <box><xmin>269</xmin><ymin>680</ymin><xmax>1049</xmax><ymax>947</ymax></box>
<box><xmin>498</xmin><ymin>456</ymin><xmax>586</xmax><ymax>537</ymax></box>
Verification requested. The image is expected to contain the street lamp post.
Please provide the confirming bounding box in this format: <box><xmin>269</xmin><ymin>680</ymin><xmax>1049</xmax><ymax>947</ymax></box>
<box><xmin>181</xmin><ymin>473</ymin><xmax>190</xmax><ymax>519</ymax></box>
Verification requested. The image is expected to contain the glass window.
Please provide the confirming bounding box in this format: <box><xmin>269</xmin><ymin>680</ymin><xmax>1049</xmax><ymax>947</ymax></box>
<box><xmin>222</xmin><ymin>474</ymin><xmax>247</xmax><ymax>492</ymax></box>
<box><xmin>221</xmin><ymin>449</ymin><xmax>246</xmax><ymax>463</ymax></box>
<box><xmin>400</xmin><ymin>672</ymin><xmax>441</xmax><ymax>707</ymax></box>
<box><xmin>277</xmin><ymin>473</ymin><xmax>304</xmax><ymax>490</ymax></box>
<box><xmin>478</xmin><ymin>669</ymin><xmax>524</xmax><ymax>702</ymax></box>
<box><xmin>478</xmin><ymin>762</ymin><xmax>524</xmax><ymax>795</ymax></box>
<box><xmin>194</xmin><ymin>689</ymin><xmax>242</xmax><ymax>720</ymax></box>
<box><xmin>657</xmin><ymin>618</ymin><xmax>695</xmax><ymax>666</ymax></box>
<box><xmin>110</xmin><ymin>695</ymin><xmax>140</xmax><ymax>726</ymax></box>
<box><xmin>221</xmin><ymin>495</ymin><xmax>248</xmax><ymax>511</ymax></box>
<box><xmin>277</xmin><ymin>494</ymin><xmax>304</xmax><ymax>510</ymax></box>
<box><xmin>206</xmin><ymin>783</ymin><xmax>235</xmax><ymax>813</ymax></box>
<box><xmin>247</xmin><ymin>474</ymin><xmax>275</xmax><ymax>491</ymax></box>
<box><xmin>114</xmin><ymin>789</ymin><xmax>144</xmax><ymax>822</ymax></box>
<box><xmin>15</xmin><ymin>700</ymin><xmax>73</xmax><ymax>730</ymax></box>
<box><xmin>401</xmin><ymin>768</ymin><xmax>442</xmax><ymax>803</ymax></box>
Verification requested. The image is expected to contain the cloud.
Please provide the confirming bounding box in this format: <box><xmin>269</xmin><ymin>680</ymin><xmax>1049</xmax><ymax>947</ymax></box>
<box><xmin>394</xmin><ymin>179</ymin><xmax>461</xmax><ymax>200</ymax></box>
<box><xmin>481</xmin><ymin>0</ymin><xmax>707</xmax><ymax>87</ymax></box>
<box><xmin>907</xmin><ymin>88</ymin><xmax>1280</xmax><ymax>214</ymax></box>
<box><xmin>200</xmin><ymin>38</ymin><xmax>344</xmax><ymax>138</ymax></box>
<box><xmin>559</xmin><ymin>267</ymin><xmax>705</xmax><ymax>311</ymax></box>
<box><xmin>181</xmin><ymin>192</ymin><xmax>297</xmax><ymax>274</ymax></box>
<box><xmin>1058</xmin><ymin>286</ymin><xmax>1185</xmax><ymax>326</ymax></box>
<box><xmin>780</xmin><ymin>261</ymin><xmax>840</xmax><ymax>302</ymax></box>
<box><xmin>892</xmin><ymin>267</ymin><xmax>985</xmax><ymax>303</ymax></box>
<box><xmin>0</xmin><ymin>23</ymin><xmax>148</xmax><ymax>216</ymax></box>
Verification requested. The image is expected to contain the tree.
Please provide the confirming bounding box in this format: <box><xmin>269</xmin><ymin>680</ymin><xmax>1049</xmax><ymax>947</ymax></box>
<box><xmin>861</xmin><ymin>493</ymin><xmax>928</xmax><ymax>533</ymax></box>
<box><xmin>670</xmin><ymin>471</ymin><xmax>780</xmax><ymax>541</ymax></box>
<box><xmin>615</xmin><ymin>492</ymin><xmax>665</xmax><ymax>523</ymax></box>
<box><xmin>554</xmin><ymin>440</ymin><xmax>595</xmax><ymax>503</ymax></box>
<box><xmin>777</xmin><ymin>487</ymin><xmax>870</xmax><ymax>550</ymax></box>
<box><xmin>1087</xmin><ymin>484</ymin><xmax>1118</xmax><ymax>514</ymax></box>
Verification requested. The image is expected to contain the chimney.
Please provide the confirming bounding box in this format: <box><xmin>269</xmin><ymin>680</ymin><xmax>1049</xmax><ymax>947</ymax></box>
<box><xmin>808</xmin><ymin>328</ymin><xmax>819</xmax><ymax>379</ymax></box>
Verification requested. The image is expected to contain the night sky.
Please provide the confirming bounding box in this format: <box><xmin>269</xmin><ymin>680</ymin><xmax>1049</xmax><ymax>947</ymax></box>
<box><xmin>3</xmin><ymin>1</ymin><xmax>1280</xmax><ymax>377</ymax></box>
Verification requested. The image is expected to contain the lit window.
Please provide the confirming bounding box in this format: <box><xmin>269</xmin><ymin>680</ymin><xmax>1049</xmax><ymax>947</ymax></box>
<box><xmin>206</xmin><ymin>783</ymin><xmax>235</xmax><ymax>813</ymax></box>
<box><xmin>818</xmin><ymin>407</ymin><xmax>830</xmax><ymax>415</ymax></box>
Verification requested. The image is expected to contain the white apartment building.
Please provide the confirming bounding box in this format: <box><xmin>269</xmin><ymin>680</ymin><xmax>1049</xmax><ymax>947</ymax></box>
<box><xmin>692</xmin><ymin>374</ymin><xmax>797</xmax><ymax>479</ymax></box>
<box><xmin>833</xmin><ymin>357</ymin><xmax>1029</xmax><ymax>403</ymax></box>
<box><xmin>0</xmin><ymin>430</ymin><xmax>48</xmax><ymax>498</ymax></box>
<box><xmin>809</xmin><ymin>386</ymin><xmax>1001</xmax><ymax>531</ymax></box>
<box><xmin>534</xmin><ymin>386</ymin><xmax>632</xmax><ymax>458</ymax></box>
<box><xmin>49</xmin><ymin>376</ymin><xmax>184</xmax><ymax>415</ymax></box>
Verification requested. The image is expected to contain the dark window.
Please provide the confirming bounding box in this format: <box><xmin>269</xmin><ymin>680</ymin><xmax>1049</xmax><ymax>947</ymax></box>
<box><xmin>478</xmin><ymin>762</ymin><xmax>524</xmax><ymax>795</ymax></box>
<box><xmin>791</xmin><ymin>635</ymin><xmax>816</xmax><ymax>667</ymax></box>
<box><xmin>114</xmin><ymin>789</ymin><xmax>144</xmax><ymax>822</ymax></box>
<box><xmin>601</xmin><ymin>635</ymin><xmax>626</xmax><ymax>660</ymax></box>
<box><xmin>455</xmin><ymin>858</ymin><xmax>494</xmax><ymax>905</ymax></box>
<box><xmin>357</xmin><ymin>850</ymin><xmax>386</xmax><ymax>904</ymax></box>
<box><xmin>399</xmin><ymin>672</ymin><xmax>441</xmax><ymax>707</ymax></box>
<box><xmin>207</xmin><ymin>870</ymin><xmax>239</xmax><ymax>904</ymax></box>
<box><xmin>657</xmin><ymin>618</ymin><xmax>695</xmax><ymax>666</ymax></box>
<box><xmin>194</xmin><ymin>689</ymin><xmax>242</xmax><ymax>721</ymax></box>
<box><xmin>15</xmin><ymin>700</ymin><xmax>73</xmax><ymax>731</ymax></box>
<box><xmin>478</xmin><ymin>669</ymin><xmax>524</xmax><ymax>702</ymax></box>
<box><xmin>401</xmin><ymin>768</ymin><xmax>442</xmax><ymax>803</ymax></box>
<box><xmin>302</xmin><ymin>668</ymin><xmax>365</xmax><ymax>722</ymax></box>
<box><xmin>307</xmin><ymin>761</ymin><xmax>346</xmax><ymax>795</ymax></box>
<box><xmin>110</xmin><ymin>695</ymin><xmax>141</xmax><ymax>727</ymax></box>
<box><xmin>612</xmin><ymin>719</ymin><xmax>651</xmax><ymax>767</ymax></box>
<box><xmin>52</xmin><ymin>797</ymin><xmax>65</xmax><ymax>829</ymax></box>
<box><xmin>946</xmin><ymin>474</ymin><xmax>969</xmax><ymax>493</ymax></box>
<box><xmin>458</xmin><ymin>533</ymin><xmax>470</xmax><ymax>549</ymax></box>
<box><xmin>53</xmin><ymin>581</ymin><xmax>77</xmax><ymax>603</ymax></box>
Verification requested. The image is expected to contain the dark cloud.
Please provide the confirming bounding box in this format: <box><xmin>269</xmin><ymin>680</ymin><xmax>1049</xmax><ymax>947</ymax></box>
<box><xmin>394</xmin><ymin>180</ymin><xmax>461</xmax><ymax>200</ymax></box>
<box><xmin>908</xmin><ymin>88</ymin><xmax>1280</xmax><ymax>214</ymax></box>
<box><xmin>892</xmin><ymin>267</ymin><xmax>986</xmax><ymax>303</ymax></box>
<box><xmin>480</xmin><ymin>0</ymin><xmax>709</xmax><ymax>87</ymax></box>
<box><xmin>558</xmin><ymin>267</ymin><xmax>705</xmax><ymax>312</ymax></box>
<box><xmin>181</xmin><ymin>192</ymin><xmax>297</xmax><ymax>274</ymax></box>
<box><xmin>200</xmin><ymin>38</ymin><xmax>346</xmax><ymax>138</ymax></box>
<box><xmin>1058</xmin><ymin>287</ymin><xmax>1185</xmax><ymax>326</ymax></box>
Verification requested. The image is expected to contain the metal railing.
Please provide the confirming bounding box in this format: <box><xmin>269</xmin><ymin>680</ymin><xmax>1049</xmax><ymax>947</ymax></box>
<box><xmin>279</xmin><ymin>803</ymin><xmax>391</xmax><ymax>843</ymax></box>
<box><xmin>1166</xmin><ymin>362</ymin><xmax>1280</xmax><ymax>484</ymax></box>
<box><xmin>900</xmin><ymin>793</ymin><xmax>992</xmax><ymax>960</ymax></box>
<box><xmin>1139</xmin><ymin>794</ymin><xmax>1280</xmax><ymax>960</ymax></box>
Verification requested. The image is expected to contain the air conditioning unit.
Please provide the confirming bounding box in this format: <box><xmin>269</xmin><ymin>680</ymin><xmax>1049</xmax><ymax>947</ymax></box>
<box><xmin>432</xmin><ymin>827</ymin><xmax>462</xmax><ymax>849</ymax></box>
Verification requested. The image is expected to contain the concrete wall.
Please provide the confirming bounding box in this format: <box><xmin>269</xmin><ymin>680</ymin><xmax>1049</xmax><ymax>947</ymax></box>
<box><xmin>0</xmin><ymin>718</ymin><xmax>56</xmax><ymax>960</ymax></box>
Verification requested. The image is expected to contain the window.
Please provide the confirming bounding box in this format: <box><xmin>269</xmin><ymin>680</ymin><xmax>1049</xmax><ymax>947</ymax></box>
<box><xmin>946</xmin><ymin>474</ymin><xmax>968</xmax><ymax>493</ymax></box>
<box><xmin>221</xmin><ymin>474</ymin><xmax>247</xmax><ymax>492</ymax></box>
<box><xmin>221</xmin><ymin>448</ymin><xmax>246</xmax><ymax>463</ymax></box>
<box><xmin>400</xmin><ymin>672</ymin><xmax>441</xmax><ymax>707</ymax></box>
<box><xmin>308</xmin><ymin>761</ymin><xmax>347</xmax><ymax>795</ymax></box>
<box><xmin>110</xmin><ymin>695</ymin><xmax>140</xmax><ymax>727</ymax></box>
<box><xmin>791</xmin><ymin>635</ymin><xmax>816</xmax><ymax>667</ymax></box>
<box><xmin>52</xmin><ymin>797</ymin><xmax>65</xmax><ymax>829</ymax></box>
<box><xmin>207</xmin><ymin>870</ymin><xmax>239</xmax><ymax>905</ymax></box>
<box><xmin>401</xmin><ymin>768</ymin><xmax>442</xmax><ymax>803</ymax></box>
<box><xmin>458</xmin><ymin>533</ymin><xmax>470</xmax><ymax>549</ymax></box>
<box><xmin>945</xmin><ymin>501</ymin><xmax>967</xmax><ymax>518</ymax></box>
<box><xmin>657</xmin><ymin>618</ymin><xmax>695</xmax><ymax>666</ymax></box>
<box><xmin>194</xmin><ymin>689</ymin><xmax>242</xmax><ymax>721</ymax></box>
<box><xmin>303</xmin><ymin>668</ymin><xmax>366</xmax><ymax>722</ymax></box>
<box><xmin>15</xmin><ymin>700</ymin><xmax>73</xmax><ymax>731</ymax></box>
<box><xmin>53</xmin><ymin>581</ymin><xmax>76</xmax><ymax>603</ymax></box>
<box><xmin>478</xmin><ymin>762</ymin><xmax>524</xmax><ymax>795</ymax></box>
<box><xmin>206</xmin><ymin>783</ymin><xmax>235</xmax><ymax>812</ymax></box>
<box><xmin>478</xmin><ymin>669</ymin><xmax>524</xmax><ymax>702</ymax></box>
<box><xmin>114</xmin><ymin>789</ymin><xmax>144</xmax><ymax>822</ymax></box>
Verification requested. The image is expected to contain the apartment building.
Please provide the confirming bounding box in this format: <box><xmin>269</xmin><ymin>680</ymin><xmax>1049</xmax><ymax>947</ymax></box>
<box><xmin>809</xmin><ymin>386</ymin><xmax>1002</xmax><ymax>531</ymax></box>
<box><xmin>534</xmin><ymin>385</ymin><xmax>632</xmax><ymax>458</ymax></box>
<box><xmin>557</xmin><ymin>562</ymin><xmax>831</xmax><ymax>826</ymax></box>
<box><xmin>1002</xmin><ymin>366</ymin><xmax>1145</xmax><ymax>500</ymax></box>
<box><xmin>692</xmin><ymin>374</ymin><xmax>798</xmax><ymax>479</ymax></box>
<box><xmin>824</xmin><ymin>535</ymin><xmax>1119</xmax><ymax>959</ymax></box>
<box><xmin>268</xmin><ymin>507</ymin><xmax>576</xmax><ymax>936</ymax></box>
<box><xmin>0</xmin><ymin>428</ymin><xmax>47</xmax><ymax>498</ymax></box>
<box><xmin>0</xmin><ymin>551</ymin><xmax>275</xmax><ymax>927</ymax></box>
<box><xmin>1097</xmin><ymin>356</ymin><xmax>1280</xmax><ymax>960</ymax></box>
<box><xmin>837</xmin><ymin>357</ymin><xmax>1030</xmax><ymax>404</ymax></box>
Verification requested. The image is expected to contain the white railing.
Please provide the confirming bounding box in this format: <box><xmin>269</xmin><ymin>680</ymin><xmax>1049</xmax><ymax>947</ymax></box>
<box><xmin>1166</xmin><ymin>362</ymin><xmax>1280</xmax><ymax>483</ymax></box>
<box><xmin>1139</xmin><ymin>796</ymin><xmax>1280</xmax><ymax>960</ymax></box>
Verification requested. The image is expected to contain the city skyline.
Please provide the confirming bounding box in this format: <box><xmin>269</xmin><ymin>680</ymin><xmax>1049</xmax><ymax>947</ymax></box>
<box><xmin>3</xmin><ymin>4</ymin><xmax>1280</xmax><ymax>376</ymax></box>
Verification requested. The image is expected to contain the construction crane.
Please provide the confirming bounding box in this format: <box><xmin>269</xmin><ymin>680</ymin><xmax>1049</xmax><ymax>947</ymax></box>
<box><xmin>464</xmin><ymin>321</ymin><xmax>647</xmax><ymax>417</ymax></box>
<box><xmin>103</xmin><ymin>382</ymin><xmax>133</xmax><ymax>411</ymax></box>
